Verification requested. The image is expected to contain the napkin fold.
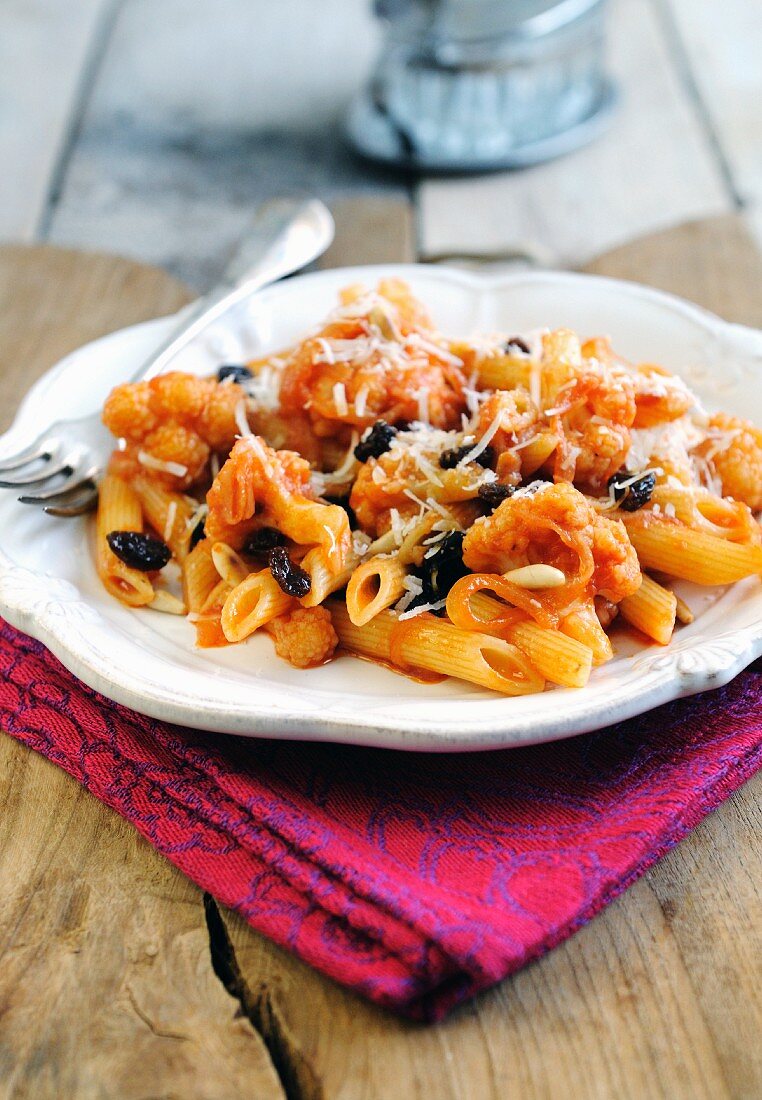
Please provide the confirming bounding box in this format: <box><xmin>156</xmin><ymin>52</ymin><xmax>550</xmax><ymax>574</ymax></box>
<box><xmin>1</xmin><ymin>617</ymin><xmax>760</xmax><ymax>1020</ymax></box>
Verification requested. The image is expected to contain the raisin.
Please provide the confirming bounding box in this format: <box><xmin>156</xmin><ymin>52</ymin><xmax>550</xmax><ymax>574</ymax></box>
<box><xmin>503</xmin><ymin>337</ymin><xmax>531</xmax><ymax>355</ymax></box>
<box><xmin>408</xmin><ymin>531</ymin><xmax>469</xmax><ymax>613</ymax></box>
<box><xmin>189</xmin><ymin>519</ymin><xmax>206</xmax><ymax>549</ymax></box>
<box><xmin>269</xmin><ymin>545</ymin><xmax>312</xmax><ymax>598</ymax></box>
<box><xmin>217</xmin><ymin>364</ymin><xmax>253</xmax><ymax>384</ymax></box>
<box><xmin>354</xmin><ymin>420</ymin><xmax>397</xmax><ymax>462</ymax></box>
<box><xmin>607</xmin><ymin>470</ymin><xmax>656</xmax><ymax>512</ymax></box>
<box><xmin>477</xmin><ymin>482</ymin><xmax>517</xmax><ymax>511</ymax></box>
<box><xmin>106</xmin><ymin>530</ymin><xmax>171</xmax><ymax>571</ymax></box>
<box><xmin>243</xmin><ymin>526</ymin><xmax>287</xmax><ymax>555</ymax></box>
<box><xmin>439</xmin><ymin>444</ymin><xmax>495</xmax><ymax>470</ymax></box>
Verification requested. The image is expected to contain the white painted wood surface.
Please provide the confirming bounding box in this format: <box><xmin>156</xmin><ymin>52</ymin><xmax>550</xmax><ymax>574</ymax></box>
<box><xmin>0</xmin><ymin>0</ymin><xmax>111</xmax><ymax>241</ymax></box>
<box><xmin>0</xmin><ymin>0</ymin><xmax>759</xmax><ymax>275</ymax></box>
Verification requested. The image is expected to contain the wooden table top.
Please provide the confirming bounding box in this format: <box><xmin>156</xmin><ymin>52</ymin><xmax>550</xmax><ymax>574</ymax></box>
<box><xmin>0</xmin><ymin>205</ymin><xmax>760</xmax><ymax>1099</ymax></box>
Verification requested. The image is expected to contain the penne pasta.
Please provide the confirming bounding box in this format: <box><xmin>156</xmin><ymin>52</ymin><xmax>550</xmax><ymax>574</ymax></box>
<box><xmin>183</xmin><ymin>540</ymin><xmax>220</xmax><ymax>614</ymax></box>
<box><xmin>330</xmin><ymin>601</ymin><xmax>544</xmax><ymax>696</ymax></box>
<box><xmin>560</xmin><ymin>605</ymin><xmax>614</xmax><ymax>666</ymax></box>
<box><xmin>221</xmin><ymin>569</ymin><xmax>296</xmax><ymax>642</ymax></box>
<box><xmin>623</xmin><ymin>515</ymin><xmax>762</xmax><ymax>585</ymax></box>
<box><xmin>96</xmin><ymin>475</ymin><xmax>154</xmax><ymax>607</ymax></box>
<box><xmin>346</xmin><ymin>556</ymin><xmax>408</xmax><ymax>626</ymax></box>
<box><xmin>300</xmin><ymin>547</ymin><xmax>359</xmax><ymax>607</ymax></box>
<box><xmin>619</xmin><ymin>574</ymin><xmax>676</xmax><ymax>645</ymax></box>
<box><xmin>132</xmin><ymin>474</ymin><xmax>194</xmax><ymax>561</ymax></box>
<box><xmin>449</xmin><ymin>590</ymin><xmax>593</xmax><ymax>688</ymax></box>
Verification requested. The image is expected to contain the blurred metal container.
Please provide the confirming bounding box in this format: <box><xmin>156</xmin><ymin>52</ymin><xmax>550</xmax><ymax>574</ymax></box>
<box><xmin>347</xmin><ymin>0</ymin><xmax>615</xmax><ymax>171</ymax></box>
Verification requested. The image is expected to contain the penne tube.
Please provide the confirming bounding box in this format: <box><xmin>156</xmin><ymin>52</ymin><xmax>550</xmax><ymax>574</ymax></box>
<box><xmin>455</xmin><ymin>591</ymin><xmax>593</xmax><ymax>688</ymax></box>
<box><xmin>619</xmin><ymin>574</ymin><xmax>676</xmax><ymax>645</ymax></box>
<box><xmin>471</xmin><ymin>354</ymin><xmax>531</xmax><ymax>392</ymax></box>
<box><xmin>623</xmin><ymin>515</ymin><xmax>762</xmax><ymax>585</ymax></box>
<box><xmin>299</xmin><ymin>547</ymin><xmax>359</xmax><ymax>607</ymax></box>
<box><xmin>329</xmin><ymin>602</ymin><xmax>544</xmax><ymax>696</ymax></box>
<box><xmin>183</xmin><ymin>540</ymin><xmax>220</xmax><ymax>614</ymax></box>
<box><xmin>211</xmin><ymin>542</ymin><xmax>249</xmax><ymax>586</ymax></box>
<box><xmin>221</xmin><ymin>569</ymin><xmax>296</xmax><ymax>642</ymax></box>
<box><xmin>346</xmin><ymin>556</ymin><xmax>407</xmax><ymax>626</ymax></box>
<box><xmin>132</xmin><ymin>474</ymin><xmax>194</xmax><ymax>561</ymax></box>
<box><xmin>560</xmin><ymin>604</ymin><xmax>614</xmax><ymax>665</ymax></box>
<box><xmin>96</xmin><ymin>475</ymin><xmax>154</xmax><ymax>607</ymax></box>
<box><xmin>519</xmin><ymin>431</ymin><xmax>558</xmax><ymax>477</ymax></box>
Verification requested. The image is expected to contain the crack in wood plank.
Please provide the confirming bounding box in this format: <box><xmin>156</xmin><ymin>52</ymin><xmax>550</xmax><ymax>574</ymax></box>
<box><xmin>204</xmin><ymin>895</ymin><xmax>325</xmax><ymax>1100</ymax></box>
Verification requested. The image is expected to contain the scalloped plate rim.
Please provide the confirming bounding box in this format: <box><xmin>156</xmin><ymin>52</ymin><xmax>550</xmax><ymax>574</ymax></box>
<box><xmin>0</xmin><ymin>264</ymin><xmax>760</xmax><ymax>752</ymax></box>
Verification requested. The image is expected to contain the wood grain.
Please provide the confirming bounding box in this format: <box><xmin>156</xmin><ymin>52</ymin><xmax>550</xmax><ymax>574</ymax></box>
<box><xmin>0</xmin><ymin>213</ymin><xmax>760</xmax><ymax>1098</ymax></box>
<box><xmin>0</xmin><ymin>248</ymin><xmax>285</xmax><ymax>1098</ymax></box>
<box><xmin>0</xmin><ymin>738</ymin><xmax>285</xmax><ymax>1100</ymax></box>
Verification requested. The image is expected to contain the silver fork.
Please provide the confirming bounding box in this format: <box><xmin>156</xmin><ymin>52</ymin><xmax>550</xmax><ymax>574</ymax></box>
<box><xmin>0</xmin><ymin>198</ymin><xmax>334</xmax><ymax>516</ymax></box>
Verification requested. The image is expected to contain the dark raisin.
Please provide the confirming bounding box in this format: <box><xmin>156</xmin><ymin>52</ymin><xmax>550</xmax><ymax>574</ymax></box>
<box><xmin>217</xmin><ymin>364</ymin><xmax>253</xmax><ymax>384</ymax></box>
<box><xmin>189</xmin><ymin>519</ymin><xmax>206</xmax><ymax>549</ymax></box>
<box><xmin>106</xmin><ymin>530</ymin><xmax>171</xmax><ymax>571</ymax></box>
<box><xmin>408</xmin><ymin>531</ymin><xmax>469</xmax><ymax>613</ymax></box>
<box><xmin>354</xmin><ymin>420</ymin><xmax>397</xmax><ymax>462</ymax></box>
<box><xmin>503</xmin><ymin>337</ymin><xmax>531</xmax><ymax>355</ymax></box>
<box><xmin>607</xmin><ymin>470</ymin><xmax>656</xmax><ymax>512</ymax></box>
<box><xmin>269</xmin><ymin>545</ymin><xmax>312</xmax><ymax>598</ymax></box>
<box><xmin>243</xmin><ymin>526</ymin><xmax>287</xmax><ymax>555</ymax></box>
<box><xmin>439</xmin><ymin>444</ymin><xmax>495</xmax><ymax>470</ymax></box>
<box><xmin>477</xmin><ymin>482</ymin><xmax>517</xmax><ymax>512</ymax></box>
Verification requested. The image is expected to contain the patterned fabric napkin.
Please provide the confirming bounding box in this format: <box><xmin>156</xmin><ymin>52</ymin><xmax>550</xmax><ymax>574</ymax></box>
<box><xmin>1</xmin><ymin>617</ymin><xmax>759</xmax><ymax>1020</ymax></box>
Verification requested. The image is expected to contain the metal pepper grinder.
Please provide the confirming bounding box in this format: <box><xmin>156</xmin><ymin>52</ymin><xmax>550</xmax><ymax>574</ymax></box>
<box><xmin>346</xmin><ymin>0</ymin><xmax>616</xmax><ymax>171</ymax></box>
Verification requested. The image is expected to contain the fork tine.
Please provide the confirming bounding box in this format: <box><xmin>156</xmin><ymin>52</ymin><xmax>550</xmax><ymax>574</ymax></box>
<box><xmin>17</xmin><ymin>466</ymin><xmax>100</xmax><ymax>503</ymax></box>
<box><xmin>43</xmin><ymin>487</ymin><xmax>99</xmax><ymax>517</ymax></box>
<box><xmin>0</xmin><ymin>438</ymin><xmax>57</xmax><ymax>473</ymax></box>
<box><xmin>0</xmin><ymin>453</ymin><xmax>74</xmax><ymax>489</ymax></box>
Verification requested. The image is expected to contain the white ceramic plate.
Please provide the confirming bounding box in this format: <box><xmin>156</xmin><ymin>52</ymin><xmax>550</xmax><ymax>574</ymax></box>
<box><xmin>1</xmin><ymin>266</ymin><xmax>761</xmax><ymax>751</ymax></box>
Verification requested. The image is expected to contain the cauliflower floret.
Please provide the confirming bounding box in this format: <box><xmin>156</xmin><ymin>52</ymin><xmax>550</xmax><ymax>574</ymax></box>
<box><xmin>267</xmin><ymin>606</ymin><xmax>338</xmax><ymax>668</ymax></box>
<box><xmin>549</xmin><ymin>363</ymin><xmax>636</xmax><ymax>491</ymax></box>
<box><xmin>695</xmin><ymin>413</ymin><xmax>762</xmax><ymax>511</ymax></box>
<box><xmin>463</xmin><ymin>481</ymin><xmax>641</xmax><ymax>605</ymax></box>
<box><xmin>278</xmin><ymin>281</ymin><xmax>467</xmax><ymax>435</ymax></box>
<box><xmin>103</xmin><ymin>371</ymin><xmax>246</xmax><ymax>488</ymax></box>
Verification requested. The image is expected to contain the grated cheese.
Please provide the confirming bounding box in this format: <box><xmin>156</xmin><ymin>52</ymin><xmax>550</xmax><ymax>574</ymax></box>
<box><xmin>163</xmin><ymin>500</ymin><xmax>177</xmax><ymax>543</ymax></box>
<box><xmin>321</xmin><ymin>432</ymin><xmax>360</xmax><ymax>487</ymax></box>
<box><xmin>234</xmin><ymin>399</ymin><xmax>253</xmax><ymax>437</ymax></box>
<box><xmin>457</xmin><ymin>406</ymin><xmax>504</xmax><ymax>467</ymax></box>
<box><xmin>354</xmin><ymin>384</ymin><xmax>369</xmax><ymax>418</ymax></box>
<box><xmin>333</xmin><ymin>382</ymin><xmax>349</xmax><ymax>416</ymax></box>
<box><xmin>398</xmin><ymin>599</ymin><xmax>446</xmax><ymax>621</ymax></box>
<box><xmin>352</xmin><ymin>530</ymin><xmax>372</xmax><ymax>557</ymax></box>
<box><xmin>245</xmin><ymin>365</ymin><xmax>282</xmax><ymax>411</ymax></box>
<box><xmin>137</xmin><ymin>451</ymin><xmax>188</xmax><ymax>478</ymax></box>
<box><xmin>415</xmin><ymin>386</ymin><xmax>431</xmax><ymax>424</ymax></box>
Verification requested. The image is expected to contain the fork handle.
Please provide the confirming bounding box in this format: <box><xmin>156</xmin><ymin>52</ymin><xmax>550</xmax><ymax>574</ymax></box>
<box><xmin>131</xmin><ymin>198</ymin><xmax>334</xmax><ymax>383</ymax></box>
<box><xmin>133</xmin><ymin>276</ymin><xmax>271</xmax><ymax>384</ymax></box>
